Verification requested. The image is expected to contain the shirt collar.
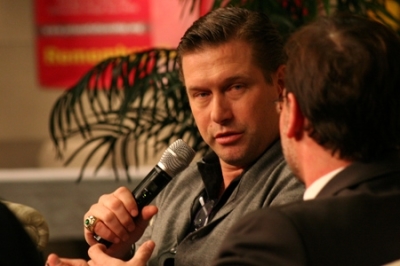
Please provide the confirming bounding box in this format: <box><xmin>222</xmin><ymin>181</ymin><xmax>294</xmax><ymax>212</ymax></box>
<box><xmin>197</xmin><ymin>151</ymin><xmax>223</xmax><ymax>200</ymax></box>
<box><xmin>303</xmin><ymin>167</ymin><xmax>345</xmax><ymax>200</ymax></box>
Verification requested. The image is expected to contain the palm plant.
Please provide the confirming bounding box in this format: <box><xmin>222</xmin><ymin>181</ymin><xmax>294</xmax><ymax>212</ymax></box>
<box><xmin>49</xmin><ymin>0</ymin><xmax>400</xmax><ymax>181</ymax></box>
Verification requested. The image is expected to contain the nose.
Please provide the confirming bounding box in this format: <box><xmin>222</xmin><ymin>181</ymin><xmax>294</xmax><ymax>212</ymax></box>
<box><xmin>210</xmin><ymin>95</ymin><xmax>233</xmax><ymax>124</ymax></box>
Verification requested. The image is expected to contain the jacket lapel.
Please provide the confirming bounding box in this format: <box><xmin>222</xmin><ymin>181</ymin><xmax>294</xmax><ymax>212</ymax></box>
<box><xmin>317</xmin><ymin>152</ymin><xmax>400</xmax><ymax>198</ymax></box>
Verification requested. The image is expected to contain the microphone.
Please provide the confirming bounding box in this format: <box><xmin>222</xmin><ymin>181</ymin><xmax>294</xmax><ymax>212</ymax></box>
<box><xmin>94</xmin><ymin>139</ymin><xmax>196</xmax><ymax>247</ymax></box>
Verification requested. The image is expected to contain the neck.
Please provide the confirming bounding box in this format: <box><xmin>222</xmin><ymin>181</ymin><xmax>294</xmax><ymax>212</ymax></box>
<box><xmin>219</xmin><ymin>161</ymin><xmax>244</xmax><ymax>191</ymax></box>
<box><xmin>297</xmin><ymin>138</ymin><xmax>352</xmax><ymax>188</ymax></box>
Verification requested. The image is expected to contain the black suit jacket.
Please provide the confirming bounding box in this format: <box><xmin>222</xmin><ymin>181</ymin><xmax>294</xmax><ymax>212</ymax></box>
<box><xmin>213</xmin><ymin>152</ymin><xmax>400</xmax><ymax>266</ymax></box>
<box><xmin>0</xmin><ymin>201</ymin><xmax>44</xmax><ymax>266</ymax></box>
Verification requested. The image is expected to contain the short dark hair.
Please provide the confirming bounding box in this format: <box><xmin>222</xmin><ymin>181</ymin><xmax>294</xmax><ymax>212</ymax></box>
<box><xmin>177</xmin><ymin>7</ymin><xmax>285</xmax><ymax>83</ymax></box>
<box><xmin>284</xmin><ymin>13</ymin><xmax>400</xmax><ymax>161</ymax></box>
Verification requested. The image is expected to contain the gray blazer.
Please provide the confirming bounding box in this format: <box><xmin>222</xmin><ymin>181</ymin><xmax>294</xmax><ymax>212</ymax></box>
<box><xmin>135</xmin><ymin>140</ymin><xmax>304</xmax><ymax>266</ymax></box>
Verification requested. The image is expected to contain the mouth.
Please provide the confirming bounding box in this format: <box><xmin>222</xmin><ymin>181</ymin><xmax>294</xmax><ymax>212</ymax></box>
<box><xmin>214</xmin><ymin>132</ymin><xmax>242</xmax><ymax>145</ymax></box>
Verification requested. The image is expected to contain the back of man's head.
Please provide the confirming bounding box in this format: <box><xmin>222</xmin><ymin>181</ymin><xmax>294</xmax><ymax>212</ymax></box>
<box><xmin>284</xmin><ymin>13</ymin><xmax>400</xmax><ymax>162</ymax></box>
<box><xmin>177</xmin><ymin>7</ymin><xmax>285</xmax><ymax>83</ymax></box>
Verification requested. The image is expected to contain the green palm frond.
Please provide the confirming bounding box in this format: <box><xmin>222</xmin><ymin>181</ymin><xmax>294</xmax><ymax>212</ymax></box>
<box><xmin>210</xmin><ymin>0</ymin><xmax>400</xmax><ymax>36</ymax></box>
<box><xmin>49</xmin><ymin>0</ymin><xmax>400</xmax><ymax>181</ymax></box>
<box><xmin>211</xmin><ymin>0</ymin><xmax>321</xmax><ymax>38</ymax></box>
<box><xmin>49</xmin><ymin>48</ymin><xmax>207</xmax><ymax>181</ymax></box>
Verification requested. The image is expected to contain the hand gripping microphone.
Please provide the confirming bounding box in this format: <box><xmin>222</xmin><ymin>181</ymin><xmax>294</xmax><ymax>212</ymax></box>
<box><xmin>94</xmin><ymin>139</ymin><xmax>196</xmax><ymax>247</ymax></box>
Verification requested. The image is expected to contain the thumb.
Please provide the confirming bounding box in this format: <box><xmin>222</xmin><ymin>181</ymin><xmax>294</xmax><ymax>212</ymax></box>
<box><xmin>130</xmin><ymin>240</ymin><xmax>155</xmax><ymax>265</ymax></box>
<box><xmin>46</xmin><ymin>253</ymin><xmax>89</xmax><ymax>266</ymax></box>
<box><xmin>46</xmin><ymin>254</ymin><xmax>61</xmax><ymax>266</ymax></box>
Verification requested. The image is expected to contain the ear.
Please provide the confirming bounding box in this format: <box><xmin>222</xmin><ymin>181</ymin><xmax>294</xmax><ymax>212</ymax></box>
<box><xmin>275</xmin><ymin>65</ymin><xmax>285</xmax><ymax>97</ymax></box>
<box><xmin>285</xmin><ymin>92</ymin><xmax>305</xmax><ymax>140</ymax></box>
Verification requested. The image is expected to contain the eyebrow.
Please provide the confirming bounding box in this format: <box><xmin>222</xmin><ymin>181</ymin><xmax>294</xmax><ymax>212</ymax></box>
<box><xmin>185</xmin><ymin>74</ymin><xmax>251</xmax><ymax>91</ymax></box>
<box><xmin>224</xmin><ymin>75</ymin><xmax>251</xmax><ymax>83</ymax></box>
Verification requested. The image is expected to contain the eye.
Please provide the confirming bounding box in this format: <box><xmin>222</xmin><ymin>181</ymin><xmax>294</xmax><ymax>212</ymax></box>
<box><xmin>190</xmin><ymin>90</ymin><xmax>211</xmax><ymax>107</ymax></box>
<box><xmin>230</xmin><ymin>84</ymin><xmax>244</xmax><ymax>91</ymax></box>
<box><xmin>193</xmin><ymin>91</ymin><xmax>210</xmax><ymax>98</ymax></box>
<box><xmin>226</xmin><ymin>84</ymin><xmax>246</xmax><ymax>97</ymax></box>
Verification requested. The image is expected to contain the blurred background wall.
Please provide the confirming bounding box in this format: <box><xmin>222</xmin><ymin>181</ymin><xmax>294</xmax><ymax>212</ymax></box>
<box><xmin>0</xmin><ymin>0</ymin><xmax>202</xmax><ymax>170</ymax></box>
<box><xmin>0</xmin><ymin>0</ymin><xmax>204</xmax><ymax>259</ymax></box>
<box><xmin>0</xmin><ymin>0</ymin><xmax>63</xmax><ymax>169</ymax></box>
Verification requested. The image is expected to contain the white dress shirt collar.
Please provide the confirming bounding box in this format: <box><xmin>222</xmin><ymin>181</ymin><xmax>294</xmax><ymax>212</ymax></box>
<box><xmin>303</xmin><ymin>167</ymin><xmax>345</xmax><ymax>200</ymax></box>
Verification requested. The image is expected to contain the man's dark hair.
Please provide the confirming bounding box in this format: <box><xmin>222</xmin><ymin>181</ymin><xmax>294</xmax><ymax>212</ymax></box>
<box><xmin>177</xmin><ymin>7</ymin><xmax>285</xmax><ymax>83</ymax></box>
<box><xmin>284</xmin><ymin>13</ymin><xmax>400</xmax><ymax>161</ymax></box>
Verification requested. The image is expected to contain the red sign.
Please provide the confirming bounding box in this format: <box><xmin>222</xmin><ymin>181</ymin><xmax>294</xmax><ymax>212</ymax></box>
<box><xmin>35</xmin><ymin>0</ymin><xmax>151</xmax><ymax>88</ymax></box>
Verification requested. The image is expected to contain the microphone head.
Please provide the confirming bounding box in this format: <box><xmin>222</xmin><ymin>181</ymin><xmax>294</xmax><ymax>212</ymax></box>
<box><xmin>157</xmin><ymin>139</ymin><xmax>196</xmax><ymax>177</ymax></box>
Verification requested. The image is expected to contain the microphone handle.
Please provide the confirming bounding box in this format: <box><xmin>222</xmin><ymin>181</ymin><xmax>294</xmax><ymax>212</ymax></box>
<box><xmin>94</xmin><ymin>165</ymin><xmax>172</xmax><ymax>248</ymax></box>
<box><xmin>132</xmin><ymin>165</ymin><xmax>172</xmax><ymax>210</ymax></box>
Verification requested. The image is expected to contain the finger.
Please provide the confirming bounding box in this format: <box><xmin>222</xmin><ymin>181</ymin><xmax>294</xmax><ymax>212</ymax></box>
<box><xmin>46</xmin><ymin>253</ymin><xmax>89</xmax><ymax>266</ymax></box>
<box><xmin>103</xmin><ymin>205</ymin><xmax>158</xmax><ymax>257</ymax></box>
<box><xmin>83</xmin><ymin>204</ymin><xmax>123</xmax><ymax>245</ymax></box>
<box><xmin>91</xmin><ymin>188</ymin><xmax>156</xmax><ymax>242</ymax></box>
<box><xmin>130</xmin><ymin>240</ymin><xmax>155</xmax><ymax>265</ymax></box>
<box><xmin>111</xmin><ymin>187</ymin><xmax>139</xmax><ymax>217</ymax></box>
<box><xmin>84</xmin><ymin>187</ymin><xmax>137</xmax><ymax>243</ymax></box>
<box><xmin>134</xmin><ymin>206</ymin><xmax>158</xmax><ymax>234</ymax></box>
<box><xmin>46</xmin><ymin>253</ymin><xmax>61</xmax><ymax>266</ymax></box>
<box><xmin>87</xmin><ymin>260</ymin><xmax>97</xmax><ymax>266</ymax></box>
<box><xmin>88</xmin><ymin>241</ymin><xmax>154</xmax><ymax>266</ymax></box>
<box><xmin>98</xmin><ymin>188</ymin><xmax>137</xmax><ymax>232</ymax></box>
<box><xmin>88</xmin><ymin>244</ymin><xmax>122</xmax><ymax>266</ymax></box>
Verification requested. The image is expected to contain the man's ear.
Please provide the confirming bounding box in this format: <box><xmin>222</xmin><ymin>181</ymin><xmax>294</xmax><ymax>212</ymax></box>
<box><xmin>275</xmin><ymin>65</ymin><xmax>285</xmax><ymax>96</ymax></box>
<box><xmin>285</xmin><ymin>93</ymin><xmax>304</xmax><ymax>140</ymax></box>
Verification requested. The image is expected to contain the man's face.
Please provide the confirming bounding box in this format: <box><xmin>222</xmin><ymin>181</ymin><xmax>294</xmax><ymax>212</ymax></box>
<box><xmin>182</xmin><ymin>40</ymin><xmax>281</xmax><ymax>168</ymax></box>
